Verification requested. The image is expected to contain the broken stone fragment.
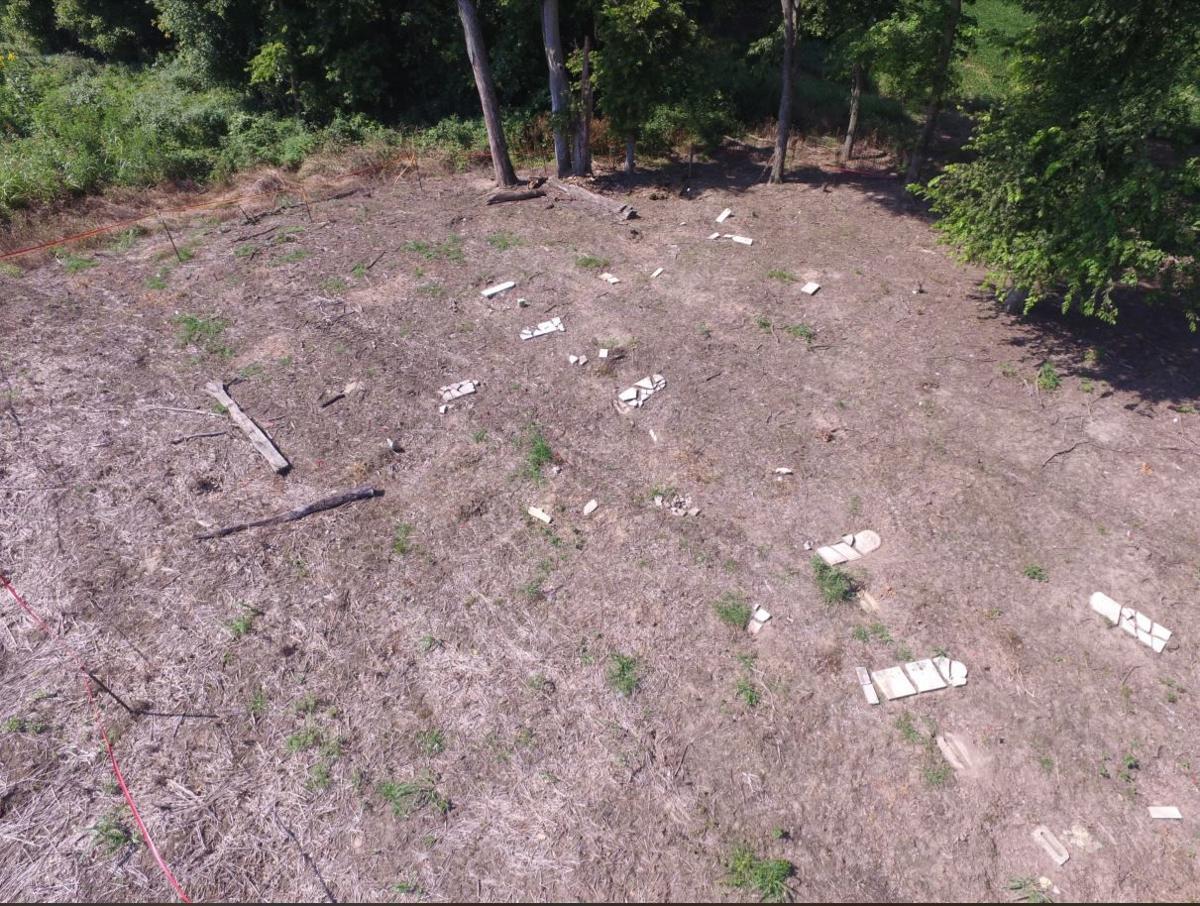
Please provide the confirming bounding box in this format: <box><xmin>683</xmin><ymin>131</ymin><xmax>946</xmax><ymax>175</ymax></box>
<box><xmin>614</xmin><ymin>373</ymin><xmax>667</xmax><ymax>413</ymax></box>
<box><xmin>582</xmin><ymin>499</ymin><xmax>598</xmax><ymax>516</ymax></box>
<box><xmin>774</xmin><ymin>467</ymin><xmax>794</xmax><ymax>476</ymax></box>
<box><xmin>527</xmin><ymin>506</ymin><xmax>552</xmax><ymax>524</ymax></box>
<box><xmin>855</xmin><ymin>666</ymin><xmax>880</xmax><ymax>705</ymax></box>
<box><xmin>1093</xmin><ymin>592</ymin><xmax>1172</xmax><ymax>652</ymax></box>
<box><xmin>439</xmin><ymin>379</ymin><xmax>477</xmax><ymax>402</ymax></box>
<box><xmin>599</xmin><ymin>272</ymin><xmax>620</xmax><ymax>284</ymax></box>
<box><xmin>519</xmin><ymin>316</ymin><xmax>565</xmax><ymax>340</ymax></box>
<box><xmin>870</xmin><ymin>665</ymin><xmax>917</xmax><ymax>700</ymax></box>
<box><xmin>817</xmin><ymin>529</ymin><xmax>881</xmax><ymax>565</ymax></box>
<box><xmin>650</xmin><ymin>267</ymin><xmax>664</xmax><ymax>278</ymax></box>
<box><xmin>481</xmin><ymin>280</ymin><xmax>515</xmax><ymax>298</ymax></box>
<box><xmin>598</xmin><ymin>348</ymin><xmax>609</xmax><ymax>358</ymax></box>
<box><xmin>716</xmin><ymin>208</ymin><xmax>732</xmax><ymax>223</ymax></box>
<box><xmin>801</xmin><ymin>282</ymin><xmax>821</xmax><ymax>295</ymax></box>
<box><xmin>438</xmin><ymin>404</ymin><xmax>451</xmax><ymax>415</ymax></box>
<box><xmin>730</xmin><ymin>235</ymin><xmax>753</xmax><ymax>245</ymax></box>
<box><xmin>931</xmin><ymin>655</ymin><xmax>968</xmax><ymax>687</ymax></box>
<box><xmin>708</xmin><ymin>232</ymin><xmax>721</xmax><ymax>240</ymax></box>
<box><xmin>568</xmin><ymin>354</ymin><xmax>578</xmax><ymax>364</ymax></box>
<box><xmin>1031</xmin><ymin>826</ymin><xmax>1069</xmax><ymax>866</ymax></box>
<box><xmin>747</xmin><ymin>606</ymin><xmax>771</xmax><ymax>635</ymax></box>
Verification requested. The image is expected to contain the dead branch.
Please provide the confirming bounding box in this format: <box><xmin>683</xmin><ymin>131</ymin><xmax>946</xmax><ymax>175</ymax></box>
<box><xmin>486</xmin><ymin>188</ymin><xmax>546</xmax><ymax>205</ymax></box>
<box><xmin>196</xmin><ymin>486</ymin><xmax>383</xmax><ymax>541</ymax></box>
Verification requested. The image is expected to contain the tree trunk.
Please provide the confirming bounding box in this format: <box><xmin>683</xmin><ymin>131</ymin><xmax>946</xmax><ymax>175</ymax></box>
<box><xmin>841</xmin><ymin>62</ymin><xmax>863</xmax><ymax>162</ymax></box>
<box><xmin>541</xmin><ymin>0</ymin><xmax>571</xmax><ymax>178</ymax></box>
<box><xmin>769</xmin><ymin>0</ymin><xmax>798</xmax><ymax>183</ymax></box>
<box><xmin>624</xmin><ymin>134</ymin><xmax>636</xmax><ymax>174</ymax></box>
<box><xmin>457</xmin><ymin>0</ymin><xmax>519</xmax><ymax>187</ymax></box>
<box><xmin>572</xmin><ymin>35</ymin><xmax>593</xmax><ymax>177</ymax></box>
<box><xmin>905</xmin><ymin>0</ymin><xmax>962</xmax><ymax>184</ymax></box>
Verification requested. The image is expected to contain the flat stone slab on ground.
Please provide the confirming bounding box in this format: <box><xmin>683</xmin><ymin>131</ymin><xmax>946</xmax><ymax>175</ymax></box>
<box><xmin>801</xmin><ymin>281</ymin><xmax>821</xmax><ymax>295</ymax></box>
<box><xmin>1031</xmin><ymin>826</ymin><xmax>1070</xmax><ymax>866</ymax></box>
<box><xmin>481</xmin><ymin>280</ymin><xmax>515</xmax><ymax>298</ymax></box>
<box><xmin>439</xmin><ymin>379</ymin><xmax>477</xmax><ymax>402</ymax></box>
<box><xmin>870</xmin><ymin>666</ymin><xmax>917</xmax><ymax>700</ymax></box>
<box><xmin>520</xmin><ymin>317</ymin><xmax>565</xmax><ymax>340</ymax></box>
<box><xmin>1148</xmin><ymin>806</ymin><xmax>1182</xmax><ymax>820</ymax></box>
<box><xmin>817</xmin><ymin>529</ymin><xmax>881</xmax><ymax>565</ymax></box>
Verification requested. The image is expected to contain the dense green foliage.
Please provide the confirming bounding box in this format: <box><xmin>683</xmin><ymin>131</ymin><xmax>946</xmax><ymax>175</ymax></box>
<box><xmin>920</xmin><ymin>0</ymin><xmax>1200</xmax><ymax>326</ymax></box>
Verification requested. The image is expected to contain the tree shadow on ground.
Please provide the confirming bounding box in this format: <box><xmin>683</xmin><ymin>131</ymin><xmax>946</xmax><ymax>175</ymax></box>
<box><xmin>987</xmin><ymin>291</ymin><xmax>1200</xmax><ymax>407</ymax></box>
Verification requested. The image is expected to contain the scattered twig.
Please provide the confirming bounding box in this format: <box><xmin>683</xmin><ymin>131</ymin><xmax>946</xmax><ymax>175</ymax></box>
<box><xmin>365</xmin><ymin>249</ymin><xmax>387</xmax><ymax>271</ymax></box>
<box><xmin>204</xmin><ymin>381</ymin><xmax>291</xmax><ymax>474</ymax></box>
<box><xmin>169</xmin><ymin>430</ymin><xmax>227</xmax><ymax>445</ymax></box>
<box><xmin>318</xmin><ymin>393</ymin><xmax>345</xmax><ymax>409</ymax></box>
<box><xmin>486</xmin><ymin>188</ymin><xmax>546</xmax><ymax>205</ymax></box>
<box><xmin>703</xmin><ymin>370</ymin><xmax>724</xmax><ymax>383</ymax></box>
<box><xmin>196</xmin><ymin>486</ymin><xmax>383</xmax><ymax>541</ymax></box>
<box><xmin>274</xmin><ymin>807</ymin><xmax>338</xmax><ymax>903</ymax></box>
<box><xmin>84</xmin><ymin>670</ymin><xmax>218</xmax><ymax>720</ymax></box>
<box><xmin>235</xmin><ymin>225</ymin><xmax>279</xmax><ymax>243</ymax></box>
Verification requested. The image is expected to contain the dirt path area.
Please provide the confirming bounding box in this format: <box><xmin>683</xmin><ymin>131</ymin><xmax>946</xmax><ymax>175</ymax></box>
<box><xmin>2</xmin><ymin>145</ymin><xmax>1198</xmax><ymax>902</ymax></box>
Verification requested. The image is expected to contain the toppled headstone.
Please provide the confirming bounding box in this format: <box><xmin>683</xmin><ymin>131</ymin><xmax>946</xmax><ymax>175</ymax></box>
<box><xmin>615</xmin><ymin>373</ymin><xmax>666</xmax><ymax>413</ymax></box>
<box><xmin>1031</xmin><ymin>826</ymin><xmax>1069</xmax><ymax>866</ymax></box>
<box><xmin>527</xmin><ymin>506</ymin><xmax>552</xmax><ymax>524</ymax></box>
<box><xmin>598</xmin><ymin>348</ymin><xmax>609</xmax><ymax>358</ymax></box>
<box><xmin>730</xmin><ymin>235</ymin><xmax>753</xmax><ymax>246</ymax></box>
<box><xmin>481</xmin><ymin>280</ymin><xmax>515</xmax><ymax>298</ymax></box>
<box><xmin>861</xmin><ymin>655</ymin><xmax>967</xmax><ymax>703</ymax></box>
<box><xmin>774</xmin><ymin>467</ymin><xmax>794</xmax><ymax>479</ymax></box>
<box><xmin>599</xmin><ymin>272</ymin><xmax>620</xmax><ymax>285</ymax></box>
<box><xmin>1090</xmin><ymin>592</ymin><xmax>1172</xmax><ymax>653</ymax></box>
<box><xmin>801</xmin><ymin>282</ymin><xmax>821</xmax><ymax>295</ymax></box>
<box><xmin>438</xmin><ymin>404</ymin><xmax>451</xmax><ymax>415</ymax></box>
<box><xmin>816</xmin><ymin>530</ymin><xmax>882</xmax><ymax>565</ymax></box>
<box><xmin>582</xmin><ymin>499</ymin><xmax>598</xmax><ymax>516</ymax></box>
<box><xmin>440</xmin><ymin>379</ymin><xmax>477</xmax><ymax>402</ymax></box>
<box><xmin>935</xmin><ymin>733</ymin><xmax>990</xmax><ymax>776</ymax></box>
<box><xmin>747</xmin><ymin>606</ymin><xmax>771</xmax><ymax>635</ymax></box>
<box><xmin>1148</xmin><ymin>806</ymin><xmax>1182</xmax><ymax>820</ymax></box>
<box><xmin>520</xmin><ymin>316</ymin><xmax>565</xmax><ymax>340</ymax></box>
<box><xmin>716</xmin><ymin>208</ymin><xmax>733</xmax><ymax>223</ymax></box>
<box><xmin>708</xmin><ymin>232</ymin><xmax>721</xmax><ymax>240</ymax></box>
<box><xmin>654</xmin><ymin>492</ymin><xmax>698</xmax><ymax>517</ymax></box>
<box><xmin>650</xmin><ymin>267</ymin><xmax>664</xmax><ymax>279</ymax></box>
<box><xmin>567</xmin><ymin>354</ymin><xmax>589</xmax><ymax>366</ymax></box>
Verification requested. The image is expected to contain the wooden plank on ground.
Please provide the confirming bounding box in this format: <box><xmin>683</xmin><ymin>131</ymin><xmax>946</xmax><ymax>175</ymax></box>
<box><xmin>204</xmin><ymin>381</ymin><xmax>291</xmax><ymax>474</ymax></box>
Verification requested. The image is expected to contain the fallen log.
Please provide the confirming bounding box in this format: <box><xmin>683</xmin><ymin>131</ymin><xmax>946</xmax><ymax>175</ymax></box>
<box><xmin>486</xmin><ymin>188</ymin><xmax>547</xmax><ymax>205</ymax></box>
<box><xmin>549</xmin><ymin>179</ymin><xmax>637</xmax><ymax>220</ymax></box>
<box><xmin>196</xmin><ymin>486</ymin><xmax>383</xmax><ymax>540</ymax></box>
<box><xmin>204</xmin><ymin>381</ymin><xmax>291</xmax><ymax>474</ymax></box>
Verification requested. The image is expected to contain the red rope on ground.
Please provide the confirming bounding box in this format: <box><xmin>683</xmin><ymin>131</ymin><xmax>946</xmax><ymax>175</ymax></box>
<box><xmin>0</xmin><ymin>574</ymin><xmax>192</xmax><ymax>903</ymax></box>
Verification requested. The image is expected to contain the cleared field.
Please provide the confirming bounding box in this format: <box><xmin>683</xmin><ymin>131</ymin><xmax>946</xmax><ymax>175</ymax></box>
<box><xmin>1</xmin><ymin>142</ymin><xmax>1198</xmax><ymax>902</ymax></box>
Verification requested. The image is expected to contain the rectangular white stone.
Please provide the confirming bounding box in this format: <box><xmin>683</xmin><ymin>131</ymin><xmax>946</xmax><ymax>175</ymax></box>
<box><xmin>600</xmin><ymin>272</ymin><xmax>620</xmax><ymax>284</ymax></box>
<box><xmin>774</xmin><ymin>467</ymin><xmax>794</xmax><ymax>475</ymax></box>
<box><xmin>862</xmin><ymin>682</ymin><xmax>880</xmax><ymax>705</ymax></box>
<box><xmin>1090</xmin><ymin>591</ymin><xmax>1121</xmax><ymax>624</ymax></box>
<box><xmin>708</xmin><ymin>232</ymin><xmax>721</xmax><ymax>240</ymax></box>
<box><xmin>801</xmin><ymin>282</ymin><xmax>821</xmax><ymax>295</ymax></box>
<box><xmin>904</xmin><ymin>659</ymin><xmax>947</xmax><ymax>693</ymax></box>
<box><xmin>1148</xmin><ymin>806</ymin><xmax>1182</xmax><ymax>820</ymax></box>
<box><xmin>716</xmin><ymin>208</ymin><xmax>732</xmax><ymax>223</ymax></box>
<box><xmin>598</xmin><ymin>348</ymin><xmax>609</xmax><ymax>358</ymax></box>
<box><xmin>747</xmin><ymin>618</ymin><xmax>765</xmax><ymax>635</ymax></box>
<box><xmin>730</xmin><ymin>235</ymin><xmax>753</xmax><ymax>246</ymax></box>
<box><xmin>618</xmin><ymin>387</ymin><xmax>639</xmax><ymax>402</ymax></box>
<box><xmin>752</xmin><ymin>607</ymin><xmax>771</xmax><ymax>623</ymax></box>
<box><xmin>582</xmin><ymin>499</ymin><xmax>598</xmax><ymax>516</ymax></box>
<box><xmin>871</xmin><ymin>666</ymin><xmax>917</xmax><ymax>700</ymax></box>
<box><xmin>481</xmin><ymin>280</ymin><xmax>515</xmax><ymax>298</ymax></box>
<box><xmin>650</xmin><ymin>267</ymin><xmax>664</xmax><ymax>278</ymax></box>
<box><xmin>527</xmin><ymin>506</ymin><xmax>552</xmax><ymax>524</ymax></box>
<box><xmin>1031</xmin><ymin>826</ymin><xmax>1070</xmax><ymax>866</ymax></box>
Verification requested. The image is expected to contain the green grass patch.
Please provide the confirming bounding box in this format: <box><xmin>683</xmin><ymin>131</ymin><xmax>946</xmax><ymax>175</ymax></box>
<box><xmin>575</xmin><ymin>253</ymin><xmax>609</xmax><ymax>270</ymax></box>
<box><xmin>735</xmin><ymin>676</ymin><xmax>761</xmax><ymax>708</ymax></box>
<box><xmin>392</xmin><ymin>522</ymin><xmax>415</xmax><ymax>556</ymax></box>
<box><xmin>783</xmin><ymin>323</ymin><xmax>815</xmax><ymax>342</ymax></box>
<box><xmin>1023</xmin><ymin>564</ymin><xmax>1048</xmax><ymax>582</ymax></box>
<box><xmin>487</xmin><ymin>231</ymin><xmax>522</xmax><ymax>250</ymax></box>
<box><xmin>607</xmin><ymin>653</ymin><xmax>640</xmax><ymax>697</ymax></box>
<box><xmin>89</xmin><ymin>811</ymin><xmax>134</xmax><ymax>856</ymax></box>
<box><xmin>767</xmin><ymin>269</ymin><xmax>797</xmax><ymax>283</ymax></box>
<box><xmin>56</xmin><ymin>250</ymin><xmax>97</xmax><ymax>273</ymax></box>
<box><xmin>377</xmin><ymin>774</ymin><xmax>450</xmax><ymax>818</ymax></box>
<box><xmin>172</xmin><ymin>313</ymin><xmax>231</xmax><ymax>358</ymax></box>
<box><xmin>725</xmin><ymin>844</ymin><xmax>793</xmax><ymax>903</ymax></box>
<box><xmin>522</xmin><ymin>424</ymin><xmax>554</xmax><ymax>482</ymax></box>
<box><xmin>1036</xmin><ymin>362</ymin><xmax>1061</xmax><ymax>391</ymax></box>
<box><xmin>811</xmin><ymin>556</ymin><xmax>855</xmax><ymax>603</ymax></box>
<box><xmin>714</xmin><ymin>591</ymin><xmax>752</xmax><ymax>628</ymax></box>
<box><xmin>403</xmin><ymin>235</ymin><xmax>464</xmax><ymax>263</ymax></box>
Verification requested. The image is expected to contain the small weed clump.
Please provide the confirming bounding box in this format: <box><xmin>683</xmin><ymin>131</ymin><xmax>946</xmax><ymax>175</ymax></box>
<box><xmin>1023</xmin><ymin>564</ymin><xmax>1048</xmax><ymax>582</ymax></box>
<box><xmin>416</xmin><ymin>728</ymin><xmax>446</xmax><ymax>756</ymax></box>
<box><xmin>377</xmin><ymin>774</ymin><xmax>450</xmax><ymax>818</ymax></box>
<box><xmin>575</xmin><ymin>253</ymin><xmax>609</xmax><ymax>269</ymax></box>
<box><xmin>392</xmin><ymin>522</ymin><xmax>415</xmax><ymax>556</ymax></box>
<box><xmin>784</xmin><ymin>323</ymin><xmax>815</xmax><ymax>342</ymax></box>
<box><xmin>404</xmin><ymin>235</ymin><xmax>464</xmax><ymax>262</ymax></box>
<box><xmin>767</xmin><ymin>269</ymin><xmax>797</xmax><ymax>283</ymax></box>
<box><xmin>607</xmin><ymin>653</ymin><xmax>640</xmax><ymax>696</ymax></box>
<box><xmin>811</xmin><ymin>556</ymin><xmax>855</xmax><ymax>603</ymax></box>
<box><xmin>90</xmin><ymin>812</ymin><xmax>134</xmax><ymax>856</ymax></box>
<box><xmin>522</xmin><ymin>425</ymin><xmax>554</xmax><ymax>481</ymax></box>
<box><xmin>714</xmin><ymin>591</ymin><xmax>752</xmax><ymax>628</ymax></box>
<box><xmin>1036</xmin><ymin>362</ymin><xmax>1061</xmax><ymax>391</ymax></box>
<box><xmin>57</xmin><ymin>250</ymin><xmax>98</xmax><ymax>274</ymax></box>
<box><xmin>725</xmin><ymin>844</ymin><xmax>793</xmax><ymax>903</ymax></box>
<box><xmin>487</xmin><ymin>231</ymin><xmax>521</xmax><ymax>250</ymax></box>
<box><xmin>735</xmin><ymin>676</ymin><xmax>762</xmax><ymax>708</ymax></box>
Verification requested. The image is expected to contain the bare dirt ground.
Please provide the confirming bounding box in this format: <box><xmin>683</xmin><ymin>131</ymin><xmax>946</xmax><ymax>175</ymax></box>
<box><xmin>2</xmin><ymin>140</ymin><xmax>1199</xmax><ymax>903</ymax></box>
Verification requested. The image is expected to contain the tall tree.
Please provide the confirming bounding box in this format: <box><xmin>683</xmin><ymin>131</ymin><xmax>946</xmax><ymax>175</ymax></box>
<box><xmin>457</xmin><ymin>0</ymin><xmax>519</xmax><ymax>187</ymax></box>
<box><xmin>572</xmin><ymin>34</ymin><xmax>593</xmax><ymax>176</ymax></box>
<box><xmin>919</xmin><ymin>0</ymin><xmax>1200</xmax><ymax>325</ymax></box>
<box><xmin>904</xmin><ymin>0</ymin><xmax>962</xmax><ymax>182</ymax></box>
<box><xmin>540</xmin><ymin>0</ymin><xmax>571</xmax><ymax>177</ymax></box>
<box><xmin>841</xmin><ymin>61</ymin><xmax>862</xmax><ymax>160</ymax></box>
<box><xmin>768</xmin><ymin>0</ymin><xmax>799</xmax><ymax>183</ymax></box>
